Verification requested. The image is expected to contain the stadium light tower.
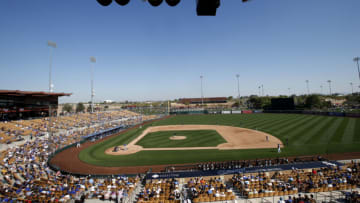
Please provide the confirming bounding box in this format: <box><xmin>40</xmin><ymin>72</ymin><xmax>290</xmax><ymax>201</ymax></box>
<box><xmin>350</xmin><ymin>82</ymin><xmax>354</xmax><ymax>94</ymax></box>
<box><xmin>236</xmin><ymin>74</ymin><xmax>240</xmax><ymax>109</ymax></box>
<box><xmin>200</xmin><ymin>75</ymin><xmax>204</xmax><ymax>106</ymax></box>
<box><xmin>47</xmin><ymin>41</ymin><xmax>56</xmax><ymax>138</ymax></box>
<box><xmin>305</xmin><ymin>80</ymin><xmax>310</xmax><ymax>95</ymax></box>
<box><xmin>258</xmin><ymin>86</ymin><xmax>261</xmax><ymax>96</ymax></box>
<box><xmin>47</xmin><ymin>41</ymin><xmax>57</xmax><ymax>93</ymax></box>
<box><xmin>261</xmin><ymin>84</ymin><xmax>264</xmax><ymax>96</ymax></box>
<box><xmin>354</xmin><ymin>57</ymin><xmax>360</xmax><ymax>83</ymax></box>
<box><xmin>90</xmin><ymin>57</ymin><xmax>96</xmax><ymax>114</ymax></box>
<box><xmin>327</xmin><ymin>80</ymin><xmax>332</xmax><ymax>95</ymax></box>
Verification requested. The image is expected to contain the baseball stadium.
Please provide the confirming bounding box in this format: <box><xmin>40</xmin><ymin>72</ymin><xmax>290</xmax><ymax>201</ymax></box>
<box><xmin>1</xmin><ymin>0</ymin><xmax>360</xmax><ymax>202</ymax></box>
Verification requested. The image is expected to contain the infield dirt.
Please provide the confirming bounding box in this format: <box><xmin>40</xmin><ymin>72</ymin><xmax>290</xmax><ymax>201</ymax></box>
<box><xmin>105</xmin><ymin>125</ymin><xmax>282</xmax><ymax>155</ymax></box>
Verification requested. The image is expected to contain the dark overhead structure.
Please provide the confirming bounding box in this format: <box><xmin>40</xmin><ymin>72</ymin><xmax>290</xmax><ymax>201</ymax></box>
<box><xmin>115</xmin><ymin>0</ymin><xmax>130</xmax><ymax>6</ymax></box>
<box><xmin>148</xmin><ymin>0</ymin><xmax>163</xmax><ymax>7</ymax></box>
<box><xmin>166</xmin><ymin>0</ymin><xmax>180</xmax><ymax>7</ymax></box>
<box><xmin>97</xmin><ymin>0</ymin><xmax>112</xmax><ymax>6</ymax></box>
<box><xmin>0</xmin><ymin>90</ymin><xmax>71</xmax><ymax>121</ymax></box>
<box><xmin>96</xmin><ymin>0</ymin><xmax>250</xmax><ymax>16</ymax></box>
<box><xmin>196</xmin><ymin>0</ymin><xmax>220</xmax><ymax>16</ymax></box>
<box><xmin>179</xmin><ymin>97</ymin><xmax>227</xmax><ymax>104</ymax></box>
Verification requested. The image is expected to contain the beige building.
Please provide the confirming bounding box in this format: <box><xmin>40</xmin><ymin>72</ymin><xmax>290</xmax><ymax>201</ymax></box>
<box><xmin>324</xmin><ymin>98</ymin><xmax>346</xmax><ymax>106</ymax></box>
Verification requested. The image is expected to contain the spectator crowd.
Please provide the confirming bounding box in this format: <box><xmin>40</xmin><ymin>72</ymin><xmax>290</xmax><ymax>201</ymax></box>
<box><xmin>0</xmin><ymin>110</ymin><xmax>158</xmax><ymax>202</ymax></box>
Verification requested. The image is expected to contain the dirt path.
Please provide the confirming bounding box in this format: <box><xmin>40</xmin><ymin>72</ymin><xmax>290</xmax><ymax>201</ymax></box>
<box><xmin>105</xmin><ymin>125</ymin><xmax>282</xmax><ymax>155</ymax></box>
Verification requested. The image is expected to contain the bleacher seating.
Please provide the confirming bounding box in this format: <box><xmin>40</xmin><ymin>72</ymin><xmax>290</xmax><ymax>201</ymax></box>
<box><xmin>0</xmin><ymin>110</ymin><xmax>157</xmax><ymax>144</ymax></box>
<box><xmin>229</xmin><ymin>164</ymin><xmax>359</xmax><ymax>199</ymax></box>
<box><xmin>0</xmin><ymin>110</ymin><xmax>159</xmax><ymax>202</ymax></box>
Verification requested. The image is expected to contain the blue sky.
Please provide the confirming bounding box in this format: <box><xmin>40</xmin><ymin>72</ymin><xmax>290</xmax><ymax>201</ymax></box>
<box><xmin>0</xmin><ymin>0</ymin><xmax>359</xmax><ymax>103</ymax></box>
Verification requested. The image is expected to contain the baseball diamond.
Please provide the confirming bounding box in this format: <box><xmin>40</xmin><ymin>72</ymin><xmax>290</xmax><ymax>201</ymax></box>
<box><xmin>50</xmin><ymin>113</ymin><xmax>360</xmax><ymax>174</ymax></box>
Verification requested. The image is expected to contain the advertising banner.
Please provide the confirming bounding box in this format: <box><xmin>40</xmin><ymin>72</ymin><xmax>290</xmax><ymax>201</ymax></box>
<box><xmin>242</xmin><ymin>110</ymin><xmax>253</xmax><ymax>114</ymax></box>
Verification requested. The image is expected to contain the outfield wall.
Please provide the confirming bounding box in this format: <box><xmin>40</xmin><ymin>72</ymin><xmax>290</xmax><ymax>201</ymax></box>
<box><xmin>264</xmin><ymin>110</ymin><xmax>360</xmax><ymax>118</ymax></box>
<box><xmin>170</xmin><ymin>109</ymin><xmax>263</xmax><ymax>115</ymax></box>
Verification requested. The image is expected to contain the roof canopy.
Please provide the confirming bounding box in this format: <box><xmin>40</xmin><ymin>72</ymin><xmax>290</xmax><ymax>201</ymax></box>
<box><xmin>179</xmin><ymin>97</ymin><xmax>227</xmax><ymax>103</ymax></box>
<box><xmin>0</xmin><ymin>90</ymin><xmax>71</xmax><ymax>97</ymax></box>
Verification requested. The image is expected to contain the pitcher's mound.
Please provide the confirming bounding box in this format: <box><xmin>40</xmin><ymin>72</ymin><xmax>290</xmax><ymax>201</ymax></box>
<box><xmin>105</xmin><ymin>145</ymin><xmax>142</xmax><ymax>155</ymax></box>
<box><xmin>170</xmin><ymin>136</ymin><xmax>186</xmax><ymax>140</ymax></box>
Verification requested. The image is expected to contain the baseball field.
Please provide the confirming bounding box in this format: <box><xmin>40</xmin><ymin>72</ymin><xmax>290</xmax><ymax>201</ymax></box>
<box><xmin>75</xmin><ymin>113</ymin><xmax>360</xmax><ymax>168</ymax></box>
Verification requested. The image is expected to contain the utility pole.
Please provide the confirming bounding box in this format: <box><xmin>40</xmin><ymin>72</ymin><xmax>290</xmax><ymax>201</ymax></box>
<box><xmin>236</xmin><ymin>74</ymin><xmax>240</xmax><ymax>109</ymax></box>
<box><xmin>327</xmin><ymin>80</ymin><xmax>332</xmax><ymax>95</ymax></box>
<box><xmin>90</xmin><ymin>56</ymin><xmax>96</xmax><ymax>114</ymax></box>
<box><xmin>306</xmin><ymin>80</ymin><xmax>310</xmax><ymax>95</ymax></box>
<box><xmin>168</xmin><ymin>100</ymin><xmax>170</xmax><ymax>115</ymax></box>
<box><xmin>350</xmin><ymin>82</ymin><xmax>354</xmax><ymax>94</ymax></box>
<box><xmin>200</xmin><ymin>75</ymin><xmax>204</xmax><ymax>106</ymax></box>
<box><xmin>320</xmin><ymin>85</ymin><xmax>323</xmax><ymax>95</ymax></box>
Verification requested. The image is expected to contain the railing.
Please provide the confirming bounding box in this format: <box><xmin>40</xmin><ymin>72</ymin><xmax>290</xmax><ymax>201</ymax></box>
<box><xmin>231</xmin><ymin>189</ymin><xmax>359</xmax><ymax>203</ymax></box>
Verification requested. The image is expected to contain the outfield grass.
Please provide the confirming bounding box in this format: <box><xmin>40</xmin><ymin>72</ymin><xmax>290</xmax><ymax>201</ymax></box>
<box><xmin>78</xmin><ymin>114</ymin><xmax>360</xmax><ymax>167</ymax></box>
<box><xmin>135</xmin><ymin>130</ymin><xmax>226</xmax><ymax>148</ymax></box>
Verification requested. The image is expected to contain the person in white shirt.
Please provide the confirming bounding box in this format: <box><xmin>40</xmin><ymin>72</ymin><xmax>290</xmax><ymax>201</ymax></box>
<box><xmin>215</xmin><ymin>190</ymin><xmax>220</xmax><ymax>197</ymax></box>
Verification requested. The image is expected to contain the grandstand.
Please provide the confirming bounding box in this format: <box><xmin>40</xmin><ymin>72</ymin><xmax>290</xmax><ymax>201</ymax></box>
<box><xmin>0</xmin><ymin>90</ymin><xmax>71</xmax><ymax>121</ymax></box>
<box><xmin>0</xmin><ymin>110</ymin><xmax>162</xmax><ymax>201</ymax></box>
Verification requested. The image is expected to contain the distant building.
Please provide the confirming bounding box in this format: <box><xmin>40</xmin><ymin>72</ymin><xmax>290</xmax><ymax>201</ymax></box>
<box><xmin>325</xmin><ymin>98</ymin><xmax>346</xmax><ymax>106</ymax></box>
<box><xmin>104</xmin><ymin>100</ymin><xmax>113</xmax><ymax>103</ymax></box>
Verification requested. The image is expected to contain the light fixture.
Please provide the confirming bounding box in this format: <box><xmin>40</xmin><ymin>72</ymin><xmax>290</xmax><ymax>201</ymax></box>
<box><xmin>148</xmin><ymin>0</ymin><xmax>163</xmax><ymax>7</ymax></box>
<box><xmin>165</xmin><ymin>0</ymin><xmax>180</xmax><ymax>7</ymax></box>
<box><xmin>115</xmin><ymin>0</ymin><xmax>130</xmax><ymax>6</ymax></box>
<box><xmin>97</xmin><ymin>0</ymin><xmax>112</xmax><ymax>6</ymax></box>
